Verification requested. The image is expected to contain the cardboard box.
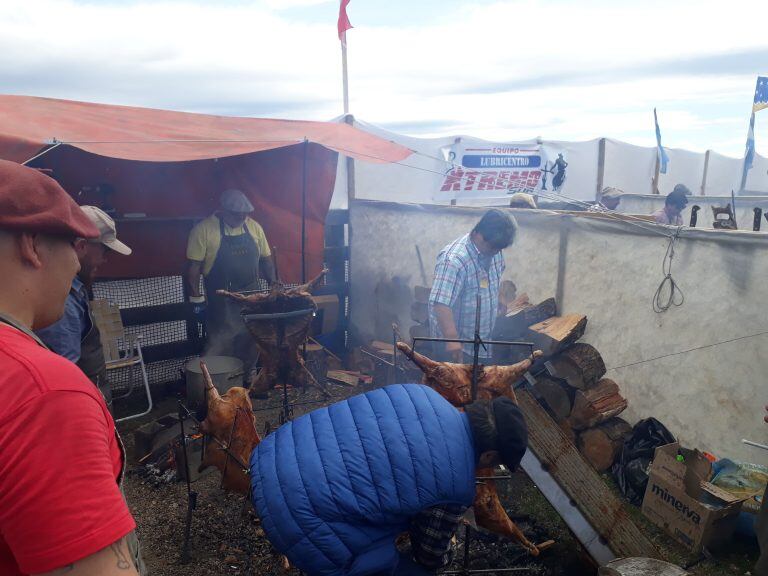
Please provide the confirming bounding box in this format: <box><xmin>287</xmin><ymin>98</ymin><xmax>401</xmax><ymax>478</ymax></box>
<box><xmin>641</xmin><ymin>443</ymin><xmax>746</xmax><ymax>553</ymax></box>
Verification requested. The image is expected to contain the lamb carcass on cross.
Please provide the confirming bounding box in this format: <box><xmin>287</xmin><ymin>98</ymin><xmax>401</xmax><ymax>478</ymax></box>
<box><xmin>217</xmin><ymin>269</ymin><xmax>330</xmax><ymax>396</ymax></box>
<box><xmin>397</xmin><ymin>342</ymin><xmax>544</xmax><ymax>556</ymax></box>
<box><xmin>197</xmin><ymin>362</ymin><xmax>261</xmax><ymax>494</ymax></box>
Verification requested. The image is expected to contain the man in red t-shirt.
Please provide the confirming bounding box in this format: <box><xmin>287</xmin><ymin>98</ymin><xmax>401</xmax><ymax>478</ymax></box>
<box><xmin>0</xmin><ymin>160</ymin><xmax>139</xmax><ymax>576</ymax></box>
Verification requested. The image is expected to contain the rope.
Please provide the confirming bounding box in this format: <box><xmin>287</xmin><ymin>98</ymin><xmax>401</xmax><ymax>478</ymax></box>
<box><xmin>652</xmin><ymin>228</ymin><xmax>685</xmax><ymax>313</ymax></box>
<box><xmin>607</xmin><ymin>328</ymin><xmax>768</xmax><ymax>371</ymax></box>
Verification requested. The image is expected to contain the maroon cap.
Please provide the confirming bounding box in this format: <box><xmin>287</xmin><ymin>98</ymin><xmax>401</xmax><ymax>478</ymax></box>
<box><xmin>0</xmin><ymin>159</ymin><xmax>99</xmax><ymax>238</ymax></box>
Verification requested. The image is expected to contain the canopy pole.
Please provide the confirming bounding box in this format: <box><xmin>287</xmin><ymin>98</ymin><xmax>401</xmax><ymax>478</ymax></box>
<box><xmin>301</xmin><ymin>139</ymin><xmax>308</xmax><ymax>284</ymax></box>
<box><xmin>22</xmin><ymin>141</ymin><xmax>62</xmax><ymax>166</ymax></box>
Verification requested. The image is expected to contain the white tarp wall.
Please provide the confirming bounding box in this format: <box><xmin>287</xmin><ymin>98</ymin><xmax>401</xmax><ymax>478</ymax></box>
<box><xmin>705</xmin><ymin>152</ymin><xmax>743</xmax><ymax>196</ymax></box>
<box><xmin>331</xmin><ymin>118</ymin><xmax>768</xmax><ymax>208</ymax></box>
<box><xmin>658</xmin><ymin>148</ymin><xmax>706</xmax><ymax>196</ymax></box>
<box><xmin>349</xmin><ymin>200</ymin><xmax>768</xmax><ymax>465</ymax></box>
<box><xmin>602</xmin><ymin>139</ymin><xmax>656</xmax><ymax>195</ymax></box>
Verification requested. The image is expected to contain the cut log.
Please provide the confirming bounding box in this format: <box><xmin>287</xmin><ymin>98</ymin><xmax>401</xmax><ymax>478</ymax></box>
<box><xmin>411</xmin><ymin>302</ymin><xmax>428</xmax><ymax>324</ymax></box>
<box><xmin>517</xmin><ymin>388</ymin><xmax>659</xmax><ymax>558</ymax></box>
<box><xmin>577</xmin><ymin>418</ymin><xmax>632</xmax><ymax>472</ymax></box>
<box><xmin>534</xmin><ymin>376</ymin><xmax>572</xmax><ymax>421</ymax></box>
<box><xmin>569</xmin><ymin>378</ymin><xmax>627</xmax><ymax>430</ymax></box>
<box><xmin>409</xmin><ymin>323</ymin><xmax>430</xmax><ymax>339</ymax></box>
<box><xmin>493</xmin><ymin>298</ymin><xmax>558</xmax><ymax>365</ymax></box>
<box><xmin>414</xmin><ymin>285</ymin><xmax>432</xmax><ymax>304</ymax></box>
<box><xmin>494</xmin><ymin>297</ymin><xmax>557</xmax><ymax>340</ymax></box>
<box><xmin>549</xmin><ymin>343</ymin><xmax>606</xmax><ymax>390</ymax></box>
<box><xmin>527</xmin><ymin>314</ymin><xmax>587</xmax><ymax>358</ymax></box>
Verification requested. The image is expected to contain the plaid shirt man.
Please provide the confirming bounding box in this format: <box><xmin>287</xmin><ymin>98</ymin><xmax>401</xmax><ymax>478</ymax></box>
<box><xmin>428</xmin><ymin>233</ymin><xmax>505</xmax><ymax>358</ymax></box>
<box><xmin>409</xmin><ymin>504</ymin><xmax>467</xmax><ymax>570</ymax></box>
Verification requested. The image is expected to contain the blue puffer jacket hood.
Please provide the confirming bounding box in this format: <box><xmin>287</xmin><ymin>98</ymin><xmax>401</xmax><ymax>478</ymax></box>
<box><xmin>250</xmin><ymin>384</ymin><xmax>476</xmax><ymax>576</ymax></box>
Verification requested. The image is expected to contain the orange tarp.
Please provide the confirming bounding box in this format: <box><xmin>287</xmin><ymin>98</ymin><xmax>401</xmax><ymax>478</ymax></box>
<box><xmin>0</xmin><ymin>95</ymin><xmax>410</xmax><ymax>282</ymax></box>
<box><xmin>0</xmin><ymin>95</ymin><xmax>412</xmax><ymax>164</ymax></box>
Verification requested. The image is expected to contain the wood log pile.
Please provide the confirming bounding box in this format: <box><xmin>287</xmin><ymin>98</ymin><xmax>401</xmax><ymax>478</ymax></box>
<box><xmin>492</xmin><ymin>298</ymin><xmax>631</xmax><ymax>473</ymax></box>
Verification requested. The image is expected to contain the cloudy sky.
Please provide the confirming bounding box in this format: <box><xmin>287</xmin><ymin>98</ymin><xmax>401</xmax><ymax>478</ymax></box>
<box><xmin>1</xmin><ymin>0</ymin><xmax>766</xmax><ymax>156</ymax></box>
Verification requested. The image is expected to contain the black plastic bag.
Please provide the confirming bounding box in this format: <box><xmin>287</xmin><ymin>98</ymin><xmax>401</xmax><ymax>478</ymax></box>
<box><xmin>611</xmin><ymin>417</ymin><xmax>676</xmax><ymax>505</ymax></box>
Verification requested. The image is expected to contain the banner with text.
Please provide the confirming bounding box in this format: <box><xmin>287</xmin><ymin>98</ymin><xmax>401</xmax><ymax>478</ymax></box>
<box><xmin>439</xmin><ymin>141</ymin><xmax>555</xmax><ymax>199</ymax></box>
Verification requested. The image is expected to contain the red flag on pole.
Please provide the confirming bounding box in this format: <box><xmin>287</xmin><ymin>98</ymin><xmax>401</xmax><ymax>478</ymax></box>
<box><xmin>338</xmin><ymin>0</ymin><xmax>352</xmax><ymax>46</ymax></box>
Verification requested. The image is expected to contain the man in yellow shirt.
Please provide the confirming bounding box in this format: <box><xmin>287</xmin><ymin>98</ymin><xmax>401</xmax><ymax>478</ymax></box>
<box><xmin>186</xmin><ymin>189</ymin><xmax>276</xmax><ymax>363</ymax></box>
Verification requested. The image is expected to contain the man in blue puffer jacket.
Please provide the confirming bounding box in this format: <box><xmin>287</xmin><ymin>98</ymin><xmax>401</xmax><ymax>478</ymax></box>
<box><xmin>250</xmin><ymin>384</ymin><xmax>528</xmax><ymax>575</ymax></box>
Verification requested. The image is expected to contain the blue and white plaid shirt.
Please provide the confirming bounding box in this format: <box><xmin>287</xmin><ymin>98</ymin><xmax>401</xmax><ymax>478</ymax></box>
<box><xmin>428</xmin><ymin>233</ymin><xmax>505</xmax><ymax>358</ymax></box>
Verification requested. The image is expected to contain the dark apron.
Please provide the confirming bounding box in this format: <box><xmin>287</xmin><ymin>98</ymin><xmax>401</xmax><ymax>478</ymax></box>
<box><xmin>204</xmin><ymin>218</ymin><xmax>260</xmax><ymax>363</ymax></box>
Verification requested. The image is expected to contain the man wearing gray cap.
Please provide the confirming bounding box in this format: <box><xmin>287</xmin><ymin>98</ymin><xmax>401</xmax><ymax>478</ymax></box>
<box><xmin>186</xmin><ymin>189</ymin><xmax>276</xmax><ymax>364</ymax></box>
<box><xmin>37</xmin><ymin>205</ymin><xmax>132</xmax><ymax>406</ymax></box>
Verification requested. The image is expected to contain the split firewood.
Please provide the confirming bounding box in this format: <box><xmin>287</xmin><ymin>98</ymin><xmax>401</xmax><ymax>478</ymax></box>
<box><xmin>549</xmin><ymin>343</ymin><xmax>606</xmax><ymax>390</ymax></box>
<box><xmin>533</xmin><ymin>376</ymin><xmax>572</xmax><ymax>421</ymax></box>
<box><xmin>569</xmin><ymin>378</ymin><xmax>628</xmax><ymax>430</ymax></box>
<box><xmin>495</xmin><ymin>297</ymin><xmax>557</xmax><ymax>340</ymax></box>
<box><xmin>577</xmin><ymin>418</ymin><xmax>632</xmax><ymax>472</ymax></box>
<box><xmin>505</xmin><ymin>293</ymin><xmax>532</xmax><ymax>316</ymax></box>
<box><xmin>527</xmin><ymin>314</ymin><xmax>587</xmax><ymax>357</ymax></box>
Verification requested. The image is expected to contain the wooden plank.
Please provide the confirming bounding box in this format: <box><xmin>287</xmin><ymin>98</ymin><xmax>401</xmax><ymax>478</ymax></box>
<box><xmin>327</xmin><ymin>370</ymin><xmax>360</xmax><ymax>386</ymax></box>
<box><xmin>517</xmin><ymin>388</ymin><xmax>658</xmax><ymax>558</ymax></box>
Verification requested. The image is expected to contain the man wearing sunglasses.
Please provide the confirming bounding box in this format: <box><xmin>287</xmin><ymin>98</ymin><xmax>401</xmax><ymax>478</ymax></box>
<box><xmin>429</xmin><ymin>209</ymin><xmax>518</xmax><ymax>363</ymax></box>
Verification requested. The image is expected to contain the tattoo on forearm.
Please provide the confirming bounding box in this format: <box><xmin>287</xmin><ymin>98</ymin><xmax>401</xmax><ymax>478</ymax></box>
<box><xmin>110</xmin><ymin>539</ymin><xmax>132</xmax><ymax>570</ymax></box>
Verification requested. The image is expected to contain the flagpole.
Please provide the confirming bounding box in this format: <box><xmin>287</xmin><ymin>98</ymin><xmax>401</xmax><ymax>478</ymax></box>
<box><xmin>342</xmin><ymin>39</ymin><xmax>349</xmax><ymax>115</ymax></box>
<box><xmin>740</xmin><ymin>111</ymin><xmax>755</xmax><ymax>193</ymax></box>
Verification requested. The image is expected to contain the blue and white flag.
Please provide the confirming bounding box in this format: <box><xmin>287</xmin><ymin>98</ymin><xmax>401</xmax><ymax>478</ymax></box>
<box><xmin>739</xmin><ymin>76</ymin><xmax>766</xmax><ymax>190</ymax></box>
<box><xmin>753</xmin><ymin>76</ymin><xmax>768</xmax><ymax>112</ymax></box>
<box><xmin>654</xmin><ymin>108</ymin><xmax>669</xmax><ymax>174</ymax></box>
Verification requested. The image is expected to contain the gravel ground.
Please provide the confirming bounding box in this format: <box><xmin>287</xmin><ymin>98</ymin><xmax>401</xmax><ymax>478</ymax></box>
<box><xmin>118</xmin><ymin>382</ymin><xmax>760</xmax><ymax>576</ymax></box>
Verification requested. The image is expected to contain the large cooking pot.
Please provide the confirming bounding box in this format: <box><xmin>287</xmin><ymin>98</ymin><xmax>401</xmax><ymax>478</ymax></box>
<box><xmin>185</xmin><ymin>355</ymin><xmax>244</xmax><ymax>409</ymax></box>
